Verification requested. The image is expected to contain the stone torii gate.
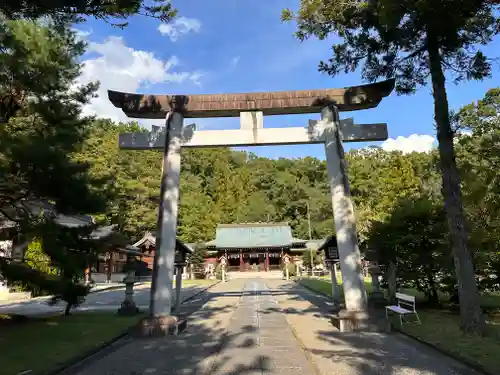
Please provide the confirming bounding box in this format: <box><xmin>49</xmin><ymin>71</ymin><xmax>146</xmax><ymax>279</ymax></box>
<box><xmin>108</xmin><ymin>79</ymin><xmax>394</xmax><ymax>334</ymax></box>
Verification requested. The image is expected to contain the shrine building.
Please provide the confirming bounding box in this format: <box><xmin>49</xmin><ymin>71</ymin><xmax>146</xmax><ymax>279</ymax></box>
<box><xmin>204</xmin><ymin>223</ymin><xmax>311</xmax><ymax>272</ymax></box>
<box><xmin>129</xmin><ymin>223</ymin><xmax>320</xmax><ymax>274</ymax></box>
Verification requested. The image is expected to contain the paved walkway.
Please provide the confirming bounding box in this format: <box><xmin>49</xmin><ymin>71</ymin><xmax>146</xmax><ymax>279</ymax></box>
<box><xmin>267</xmin><ymin>279</ymin><xmax>481</xmax><ymax>375</ymax></box>
<box><xmin>0</xmin><ymin>283</ymin><xmax>206</xmax><ymax>316</ymax></box>
<box><xmin>65</xmin><ymin>279</ymin><xmax>480</xmax><ymax>375</ymax></box>
<box><xmin>0</xmin><ymin>282</ymin><xmax>131</xmax><ymax>305</ymax></box>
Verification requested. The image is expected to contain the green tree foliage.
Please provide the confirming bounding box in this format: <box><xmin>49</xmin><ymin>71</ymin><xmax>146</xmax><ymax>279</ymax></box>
<box><xmin>0</xmin><ymin>20</ymin><xmax>109</xmax><ymax>312</ymax></box>
<box><xmin>282</xmin><ymin>0</ymin><xmax>499</xmax><ymax>334</ymax></box>
<box><xmin>73</xmin><ymin>119</ymin><xmax>159</xmax><ymax>239</ymax></box>
<box><xmin>348</xmin><ymin>148</ymin><xmax>441</xmax><ymax>244</ymax></box>
<box><xmin>0</xmin><ymin>19</ymin><xmax>106</xmax><ymax>229</ymax></box>
<box><xmin>0</xmin><ymin>0</ymin><xmax>176</xmax><ymax>28</ymax></box>
<box><xmin>25</xmin><ymin>240</ymin><xmax>59</xmax><ymax>277</ymax></box>
<box><xmin>369</xmin><ymin>198</ymin><xmax>450</xmax><ymax>306</ymax></box>
<box><xmin>301</xmin><ymin>249</ymin><xmax>321</xmax><ymax>269</ymax></box>
<box><xmin>0</xmin><ymin>20</ymin><xmax>98</xmax><ymax>124</ymax></box>
<box><xmin>22</xmin><ymin>240</ymin><xmax>60</xmax><ymax>296</ymax></box>
<box><xmin>188</xmin><ymin>246</ymin><xmax>208</xmax><ymax>279</ymax></box>
<box><xmin>3</xmin><ymin>222</ymin><xmax>125</xmax><ymax>315</ymax></box>
<box><xmin>77</xmin><ymin>123</ymin><xmax>337</xmax><ymax>243</ymax></box>
<box><xmin>39</xmin><ymin>222</ymin><xmax>126</xmax><ymax>315</ymax></box>
<box><xmin>456</xmin><ymin>88</ymin><xmax>500</xmax><ymax>292</ymax></box>
<box><xmin>283</xmin><ymin>263</ymin><xmax>297</xmax><ymax>278</ymax></box>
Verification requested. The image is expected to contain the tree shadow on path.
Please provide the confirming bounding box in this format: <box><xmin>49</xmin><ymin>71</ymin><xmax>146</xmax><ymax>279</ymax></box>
<box><xmin>63</xmin><ymin>282</ymin><xmax>274</xmax><ymax>375</ymax></box>
<box><xmin>263</xmin><ymin>280</ymin><xmax>483</xmax><ymax>375</ymax></box>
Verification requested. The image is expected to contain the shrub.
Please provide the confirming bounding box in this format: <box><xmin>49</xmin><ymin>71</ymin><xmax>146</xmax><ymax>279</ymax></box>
<box><xmin>215</xmin><ymin>264</ymin><xmax>222</xmax><ymax>280</ymax></box>
<box><xmin>188</xmin><ymin>246</ymin><xmax>207</xmax><ymax>279</ymax></box>
<box><xmin>282</xmin><ymin>263</ymin><xmax>297</xmax><ymax>278</ymax></box>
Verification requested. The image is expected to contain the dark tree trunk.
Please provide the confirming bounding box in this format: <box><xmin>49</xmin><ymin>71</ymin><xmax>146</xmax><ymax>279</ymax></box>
<box><xmin>425</xmin><ymin>275</ymin><xmax>440</xmax><ymax>306</ymax></box>
<box><xmin>106</xmin><ymin>253</ymin><xmax>112</xmax><ymax>283</ymax></box>
<box><xmin>427</xmin><ymin>36</ymin><xmax>486</xmax><ymax>334</ymax></box>
<box><xmin>386</xmin><ymin>261</ymin><xmax>397</xmax><ymax>303</ymax></box>
<box><xmin>64</xmin><ymin>303</ymin><xmax>72</xmax><ymax>316</ymax></box>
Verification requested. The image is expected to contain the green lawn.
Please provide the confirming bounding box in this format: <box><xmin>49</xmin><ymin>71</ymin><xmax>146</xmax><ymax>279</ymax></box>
<box><xmin>298</xmin><ymin>277</ymin><xmax>500</xmax><ymax>374</ymax></box>
<box><xmin>0</xmin><ymin>312</ymin><xmax>144</xmax><ymax>375</ymax></box>
<box><xmin>403</xmin><ymin>311</ymin><xmax>500</xmax><ymax>374</ymax></box>
<box><xmin>299</xmin><ymin>277</ymin><xmax>373</xmax><ymax>298</ymax></box>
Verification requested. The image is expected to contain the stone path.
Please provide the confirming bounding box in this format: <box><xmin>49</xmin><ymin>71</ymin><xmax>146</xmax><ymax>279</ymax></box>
<box><xmin>267</xmin><ymin>279</ymin><xmax>481</xmax><ymax>375</ymax></box>
<box><xmin>0</xmin><ymin>282</ymin><xmax>136</xmax><ymax>305</ymax></box>
<box><xmin>67</xmin><ymin>279</ymin><xmax>244</xmax><ymax>375</ymax></box>
<box><xmin>64</xmin><ymin>279</ymin><xmax>481</xmax><ymax>375</ymax></box>
<box><xmin>207</xmin><ymin>280</ymin><xmax>315</xmax><ymax>375</ymax></box>
<box><xmin>0</xmin><ymin>283</ymin><xmax>204</xmax><ymax>316</ymax></box>
<box><xmin>67</xmin><ymin>280</ymin><xmax>315</xmax><ymax>375</ymax></box>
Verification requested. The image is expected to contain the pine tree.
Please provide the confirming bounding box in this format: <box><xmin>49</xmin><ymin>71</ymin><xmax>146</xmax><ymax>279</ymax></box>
<box><xmin>188</xmin><ymin>245</ymin><xmax>208</xmax><ymax>279</ymax></box>
<box><xmin>282</xmin><ymin>0</ymin><xmax>499</xmax><ymax>334</ymax></box>
<box><xmin>0</xmin><ymin>0</ymin><xmax>176</xmax><ymax>28</ymax></box>
<box><xmin>0</xmin><ymin>19</ymin><xmax>110</xmax><ymax>312</ymax></box>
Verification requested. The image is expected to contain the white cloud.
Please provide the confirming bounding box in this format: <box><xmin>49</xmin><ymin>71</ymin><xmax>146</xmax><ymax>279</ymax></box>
<box><xmin>381</xmin><ymin>134</ymin><xmax>436</xmax><ymax>154</ymax></box>
<box><xmin>231</xmin><ymin>56</ymin><xmax>240</xmax><ymax>67</ymax></box>
<box><xmin>75</xmin><ymin>36</ymin><xmax>203</xmax><ymax>121</ymax></box>
<box><xmin>73</xmin><ymin>28</ymin><xmax>93</xmax><ymax>38</ymax></box>
<box><xmin>157</xmin><ymin>17</ymin><xmax>201</xmax><ymax>41</ymax></box>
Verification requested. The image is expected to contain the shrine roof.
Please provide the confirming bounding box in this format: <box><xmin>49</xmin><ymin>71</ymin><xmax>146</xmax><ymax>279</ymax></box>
<box><xmin>0</xmin><ymin>200</ymin><xmax>94</xmax><ymax>229</ymax></box>
<box><xmin>107</xmin><ymin>79</ymin><xmax>395</xmax><ymax>119</ymax></box>
<box><xmin>132</xmin><ymin>232</ymin><xmax>193</xmax><ymax>254</ymax></box>
<box><xmin>214</xmin><ymin>223</ymin><xmax>293</xmax><ymax>249</ymax></box>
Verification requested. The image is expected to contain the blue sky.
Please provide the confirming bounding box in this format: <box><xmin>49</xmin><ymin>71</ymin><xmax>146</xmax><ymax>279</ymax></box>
<box><xmin>76</xmin><ymin>0</ymin><xmax>500</xmax><ymax>160</ymax></box>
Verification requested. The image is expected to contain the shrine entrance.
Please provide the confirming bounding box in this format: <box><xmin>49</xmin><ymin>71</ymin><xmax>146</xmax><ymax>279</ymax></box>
<box><xmin>246</xmin><ymin>254</ymin><xmax>261</xmax><ymax>271</ymax></box>
<box><xmin>109</xmin><ymin>79</ymin><xmax>394</xmax><ymax>318</ymax></box>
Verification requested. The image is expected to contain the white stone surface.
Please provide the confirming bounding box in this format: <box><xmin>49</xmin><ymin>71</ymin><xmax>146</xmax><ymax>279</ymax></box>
<box><xmin>240</xmin><ymin>111</ymin><xmax>263</xmax><ymax>130</ymax></box>
<box><xmin>181</xmin><ymin>123</ymin><xmax>387</xmax><ymax>148</ymax></box>
<box><xmin>119</xmin><ymin>118</ymin><xmax>387</xmax><ymax>149</ymax></box>
<box><xmin>323</xmin><ymin>106</ymin><xmax>368</xmax><ymax>312</ymax></box>
<box><xmin>151</xmin><ymin>111</ymin><xmax>184</xmax><ymax>316</ymax></box>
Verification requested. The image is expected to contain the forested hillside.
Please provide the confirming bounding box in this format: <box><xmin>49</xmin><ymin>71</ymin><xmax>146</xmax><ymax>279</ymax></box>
<box><xmin>77</xmin><ymin>119</ymin><xmax>433</xmax><ymax>243</ymax></box>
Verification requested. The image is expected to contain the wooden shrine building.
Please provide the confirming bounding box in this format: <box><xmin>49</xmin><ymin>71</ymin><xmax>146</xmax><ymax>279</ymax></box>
<box><xmin>205</xmin><ymin>223</ymin><xmax>309</xmax><ymax>272</ymax></box>
<box><xmin>132</xmin><ymin>232</ymin><xmax>194</xmax><ymax>272</ymax></box>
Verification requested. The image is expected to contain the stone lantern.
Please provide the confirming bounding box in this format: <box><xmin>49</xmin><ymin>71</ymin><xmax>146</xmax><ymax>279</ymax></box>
<box><xmin>117</xmin><ymin>245</ymin><xmax>145</xmax><ymax>316</ymax></box>
<box><xmin>368</xmin><ymin>263</ymin><xmax>385</xmax><ymax>302</ymax></box>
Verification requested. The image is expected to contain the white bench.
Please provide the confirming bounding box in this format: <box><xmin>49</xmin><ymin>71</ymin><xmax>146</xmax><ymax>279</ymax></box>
<box><xmin>385</xmin><ymin>292</ymin><xmax>421</xmax><ymax>327</ymax></box>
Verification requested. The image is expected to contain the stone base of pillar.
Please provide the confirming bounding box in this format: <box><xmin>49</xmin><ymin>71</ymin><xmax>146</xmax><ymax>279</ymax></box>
<box><xmin>134</xmin><ymin>315</ymin><xmax>187</xmax><ymax>337</ymax></box>
<box><xmin>117</xmin><ymin>300</ymin><xmax>140</xmax><ymax>316</ymax></box>
<box><xmin>330</xmin><ymin>310</ymin><xmax>370</xmax><ymax>332</ymax></box>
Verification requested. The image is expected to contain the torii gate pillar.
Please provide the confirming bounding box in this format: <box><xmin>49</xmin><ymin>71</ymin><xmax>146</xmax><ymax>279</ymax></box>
<box><xmin>322</xmin><ymin>106</ymin><xmax>367</xmax><ymax>312</ymax></box>
<box><xmin>149</xmin><ymin>111</ymin><xmax>184</xmax><ymax>318</ymax></box>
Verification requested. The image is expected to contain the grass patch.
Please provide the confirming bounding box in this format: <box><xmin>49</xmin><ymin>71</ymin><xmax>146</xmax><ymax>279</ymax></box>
<box><xmin>298</xmin><ymin>277</ymin><xmax>372</xmax><ymax>298</ymax></box>
<box><xmin>0</xmin><ymin>312</ymin><xmax>144</xmax><ymax>375</ymax></box>
<box><xmin>402</xmin><ymin>311</ymin><xmax>500</xmax><ymax>374</ymax></box>
<box><xmin>299</xmin><ymin>276</ymin><xmax>500</xmax><ymax>307</ymax></box>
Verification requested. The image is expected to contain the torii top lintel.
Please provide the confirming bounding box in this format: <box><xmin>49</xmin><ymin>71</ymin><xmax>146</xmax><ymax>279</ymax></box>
<box><xmin>107</xmin><ymin>79</ymin><xmax>395</xmax><ymax>119</ymax></box>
